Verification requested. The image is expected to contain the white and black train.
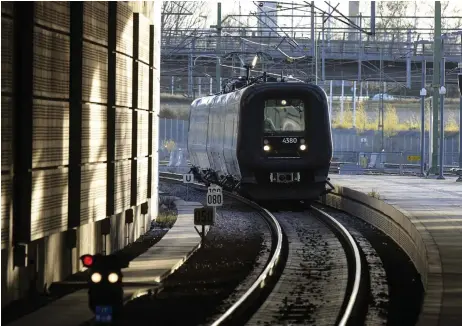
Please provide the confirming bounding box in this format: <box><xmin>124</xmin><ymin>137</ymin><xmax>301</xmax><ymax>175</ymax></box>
<box><xmin>187</xmin><ymin>78</ymin><xmax>333</xmax><ymax>203</ymax></box>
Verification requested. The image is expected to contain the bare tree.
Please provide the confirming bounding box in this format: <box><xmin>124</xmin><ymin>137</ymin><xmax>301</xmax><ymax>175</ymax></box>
<box><xmin>424</xmin><ymin>1</ymin><xmax>462</xmax><ymax>31</ymax></box>
<box><xmin>162</xmin><ymin>1</ymin><xmax>209</xmax><ymax>46</ymax></box>
<box><xmin>374</xmin><ymin>1</ymin><xmax>416</xmax><ymax>41</ymax></box>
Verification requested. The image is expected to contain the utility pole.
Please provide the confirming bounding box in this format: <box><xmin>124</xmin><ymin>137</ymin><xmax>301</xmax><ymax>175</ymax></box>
<box><xmin>431</xmin><ymin>1</ymin><xmax>441</xmax><ymax>174</ymax></box>
<box><xmin>321</xmin><ymin>13</ymin><xmax>325</xmax><ymax>81</ymax></box>
<box><xmin>437</xmin><ymin>57</ymin><xmax>446</xmax><ymax>179</ymax></box>
<box><xmin>420</xmin><ymin>60</ymin><xmax>427</xmax><ymax>177</ymax></box>
<box><xmin>311</xmin><ymin>2</ymin><xmax>315</xmax><ymax>80</ymax></box>
<box><xmin>188</xmin><ymin>38</ymin><xmax>195</xmax><ymax>98</ymax></box>
<box><xmin>291</xmin><ymin>1</ymin><xmax>294</xmax><ymax>38</ymax></box>
<box><xmin>458</xmin><ymin>34</ymin><xmax>462</xmax><ymax>181</ymax></box>
<box><xmin>358</xmin><ymin>14</ymin><xmax>362</xmax><ymax>82</ymax></box>
<box><xmin>406</xmin><ymin>30</ymin><xmax>412</xmax><ymax>89</ymax></box>
<box><xmin>211</xmin><ymin>2</ymin><xmax>222</xmax><ymax>93</ymax></box>
<box><xmin>379</xmin><ymin>47</ymin><xmax>384</xmax><ymax>150</ymax></box>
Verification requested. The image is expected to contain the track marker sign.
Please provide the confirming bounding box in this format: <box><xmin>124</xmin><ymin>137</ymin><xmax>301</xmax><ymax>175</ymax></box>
<box><xmin>183</xmin><ymin>174</ymin><xmax>194</xmax><ymax>183</ymax></box>
<box><xmin>194</xmin><ymin>207</ymin><xmax>215</xmax><ymax>226</ymax></box>
<box><xmin>206</xmin><ymin>185</ymin><xmax>223</xmax><ymax>207</ymax></box>
<box><xmin>183</xmin><ymin>173</ymin><xmax>194</xmax><ymax>201</ymax></box>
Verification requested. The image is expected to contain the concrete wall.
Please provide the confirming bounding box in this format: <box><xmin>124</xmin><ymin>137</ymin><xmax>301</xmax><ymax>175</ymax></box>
<box><xmin>1</xmin><ymin>1</ymin><xmax>161</xmax><ymax>306</ymax></box>
<box><xmin>1</xmin><ymin>205</ymin><xmax>153</xmax><ymax>305</ymax></box>
<box><xmin>319</xmin><ymin>184</ymin><xmax>442</xmax><ymax>326</ymax></box>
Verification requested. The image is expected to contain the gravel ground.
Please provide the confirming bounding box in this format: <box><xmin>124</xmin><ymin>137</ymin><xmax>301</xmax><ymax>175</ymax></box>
<box><xmin>321</xmin><ymin>206</ymin><xmax>424</xmax><ymax>326</ymax></box>
<box><xmin>112</xmin><ymin>181</ymin><xmax>272</xmax><ymax>326</ymax></box>
<box><xmin>247</xmin><ymin>211</ymin><xmax>348</xmax><ymax>326</ymax></box>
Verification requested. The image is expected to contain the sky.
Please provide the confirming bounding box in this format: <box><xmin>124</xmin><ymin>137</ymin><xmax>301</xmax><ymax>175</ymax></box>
<box><xmin>200</xmin><ymin>0</ymin><xmax>462</xmax><ymax>34</ymax></box>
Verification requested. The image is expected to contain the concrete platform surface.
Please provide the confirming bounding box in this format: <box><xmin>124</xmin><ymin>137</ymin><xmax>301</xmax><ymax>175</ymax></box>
<box><xmin>331</xmin><ymin>175</ymin><xmax>462</xmax><ymax>326</ymax></box>
<box><xmin>6</xmin><ymin>199</ymin><xmax>203</xmax><ymax>326</ymax></box>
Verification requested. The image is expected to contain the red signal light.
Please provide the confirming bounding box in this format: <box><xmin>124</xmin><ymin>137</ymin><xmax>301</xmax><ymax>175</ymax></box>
<box><xmin>81</xmin><ymin>254</ymin><xmax>93</xmax><ymax>267</ymax></box>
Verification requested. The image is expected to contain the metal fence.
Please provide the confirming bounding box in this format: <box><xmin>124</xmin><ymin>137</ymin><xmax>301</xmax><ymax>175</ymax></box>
<box><xmin>158</xmin><ymin>118</ymin><xmax>460</xmax><ymax>167</ymax></box>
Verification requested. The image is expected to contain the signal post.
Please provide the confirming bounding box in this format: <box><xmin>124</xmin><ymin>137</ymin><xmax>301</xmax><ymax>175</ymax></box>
<box><xmin>182</xmin><ymin>173</ymin><xmax>194</xmax><ymax>200</ymax></box>
<box><xmin>193</xmin><ymin>184</ymin><xmax>223</xmax><ymax>241</ymax></box>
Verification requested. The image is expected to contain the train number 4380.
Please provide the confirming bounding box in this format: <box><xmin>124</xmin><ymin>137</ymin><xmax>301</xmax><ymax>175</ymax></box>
<box><xmin>281</xmin><ymin>137</ymin><xmax>298</xmax><ymax>144</ymax></box>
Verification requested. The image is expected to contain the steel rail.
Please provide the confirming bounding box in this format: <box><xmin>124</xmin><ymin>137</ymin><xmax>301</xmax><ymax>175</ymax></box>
<box><xmin>159</xmin><ymin>172</ymin><xmax>284</xmax><ymax>325</ymax></box>
<box><xmin>312</xmin><ymin>206</ymin><xmax>362</xmax><ymax>326</ymax></box>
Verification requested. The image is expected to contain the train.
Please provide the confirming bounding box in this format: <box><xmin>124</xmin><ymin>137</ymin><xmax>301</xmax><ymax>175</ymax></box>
<box><xmin>187</xmin><ymin>73</ymin><xmax>333</xmax><ymax>204</ymax></box>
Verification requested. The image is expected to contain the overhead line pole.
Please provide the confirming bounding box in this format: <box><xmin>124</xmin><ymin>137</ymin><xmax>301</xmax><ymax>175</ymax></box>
<box><xmin>458</xmin><ymin>34</ymin><xmax>462</xmax><ymax>181</ymax></box>
<box><xmin>311</xmin><ymin>2</ymin><xmax>315</xmax><ymax>79</ymax></box>
<box><xmin>431</xmin><ymin>1</ymin><xmax>441</xmax><ymax>174</ymax></box>
<box><xmin>211</xmin><ymin>2</ymin><xmax>222</xmax><ymax>93</ymax></box>
<box><xmin>437</xmin><ymin>57</ymin><xmax>446</xmax><ymax>180</ymax></box>
<box><xmin>420</xmin><ymin>60</ymin><xmax>426</xmax><ymax>177</ymax></box>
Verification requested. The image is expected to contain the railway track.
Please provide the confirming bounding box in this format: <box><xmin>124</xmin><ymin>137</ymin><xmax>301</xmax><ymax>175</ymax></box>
<box><xmin>159</xmin><ymin>172</ymin><xmax>364</xmax><ymax>325</ymax></box>
<box><xmin>246</xmin><ymin>209</ymin><xmax>363</xmax><ymax>326</ymax></box>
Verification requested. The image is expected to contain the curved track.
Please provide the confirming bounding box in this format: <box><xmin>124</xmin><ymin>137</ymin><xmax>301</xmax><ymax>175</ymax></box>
<box><xmin>159</xmin><ymin>172</ymin><xmax>363</xmax><ymax>325</ymax></box>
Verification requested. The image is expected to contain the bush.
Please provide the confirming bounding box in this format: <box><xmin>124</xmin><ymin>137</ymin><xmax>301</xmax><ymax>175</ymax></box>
<box><xmin>383</xmin><ymin>104</ymin><xmax>400</xmax><ymax>137</ymax></box>
<box><xmin>331</xmin><ymin>102</ymin><xmax>460</xmax><ymax>133</ymax></box>
<box><xmin>159</xmin><ymin>107</ymin><xmax>190</xmax><ymax>120</ymax></box>
<box><xmin>162</xmin><ymin>139</ymin><xmax>176</xmax><ymax>153</ymax></box>
<box><xmin>159</xmin><ymin>108</ymin><xmax>178</xmax><ymax>119</ymax></box>
<box><xmin>155</xmin><ymin>211</ymin><xmax>177</xmax><ymax>228</ymax></box>
<box><xmin>446</xmin><ymin>114</ymin><xmax>460</xmax><ymax>132</ymax></box>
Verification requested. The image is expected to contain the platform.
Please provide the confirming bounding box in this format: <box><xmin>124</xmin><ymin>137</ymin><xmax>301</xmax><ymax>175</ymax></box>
<box><xmin>328</xmin><ymin>175</ymin><xmax>462</xmax><ymax>326</ymax></box>
<box><xmin>6</xmin><ymin>199</ymin><xmax>203</xmax><ymax>326</ymax></box>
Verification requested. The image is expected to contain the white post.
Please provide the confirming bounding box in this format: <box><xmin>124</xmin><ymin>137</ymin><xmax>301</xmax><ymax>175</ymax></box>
<box><xmin>198</xmin><ymin>77</ymin><xmax>202</xmax><ymax>97</ymax></box>
<box><xmin>210</xmin><ymin>77</ymin><xmax>213</xmax><ymax>94</ymax></box>
<box><xmin>341</xmin><ymin>80</ymin><xmax>345</xmax><ymax>122</ymax></box>
<box><xmin>353</xmin><ymin>80</ymin><xmax>357</xmax><ymax>128</ymax></box>
<box><xmin>429</xmin><ymin>100</ymin><xmax>433</xmax><ymax>169</ymax></box>
<box><xmin>171</xmin><ymin>76</ymin><xmax>174</xmax><ymax>95</ymax></box>
<box><xmin>329</xmin><ymin>80</ymin><xmax>333</xmax><ymax>123</ymax></box>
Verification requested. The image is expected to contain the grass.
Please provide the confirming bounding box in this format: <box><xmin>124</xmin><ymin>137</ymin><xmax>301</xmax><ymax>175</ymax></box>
<box><xmin>367</xmin><ymin>189</ymin><xmax>381</xmax><ymax>199</ymax></box>
<box><xmin>155</xmin><ymin>211</ymin><xmax>177</xmax><ymax>228</ymax></box>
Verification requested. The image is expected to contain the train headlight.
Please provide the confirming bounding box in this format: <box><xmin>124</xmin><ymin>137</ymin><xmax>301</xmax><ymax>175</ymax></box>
<box><xmin>263</xmin><ymin>145</ymin><xmax>271</xmax><ymax>151</ymax></box>
<box><xmin>263</xmin><ymin>139</ymin><xmax>269</xmax><ymax>145</ymax></box>
<box><xmin>300</xmin><ymin>144</ymin><xmax>306</xmax><ymax>151</ymax></box>
<box><xmin>281</xmin><ymin>100</ymin><xmax>287</xmax><ymax>106</ymax></box>
<box><xmin>108</xmin><ymin>273</ymin><xmax>119</xmax><ymax>283</ymax></box>
<box><xmin>91</xmin><ymin>272</ymin><xmax>102</xmax><ymax>283</ymax></box>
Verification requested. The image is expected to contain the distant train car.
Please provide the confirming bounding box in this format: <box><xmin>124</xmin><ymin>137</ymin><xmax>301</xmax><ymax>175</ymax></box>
<box><xmin>187</xmin><ymin>80</ymin><xmax>332</xmax><ymax>203</ymax></box>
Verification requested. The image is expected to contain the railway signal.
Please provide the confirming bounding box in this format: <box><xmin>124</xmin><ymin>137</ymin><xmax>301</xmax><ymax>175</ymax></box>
<box><xmin>80</xmin><ymin>254</ymin><xmax>128</xmax><ymax>323</ymax></box>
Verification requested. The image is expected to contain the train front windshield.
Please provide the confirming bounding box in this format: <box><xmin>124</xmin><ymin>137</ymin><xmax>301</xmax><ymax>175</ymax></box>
<box><xmin>263</xmin><ymin>99</ymin><xmax>305</xmax><ymax>134</ymax></box>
